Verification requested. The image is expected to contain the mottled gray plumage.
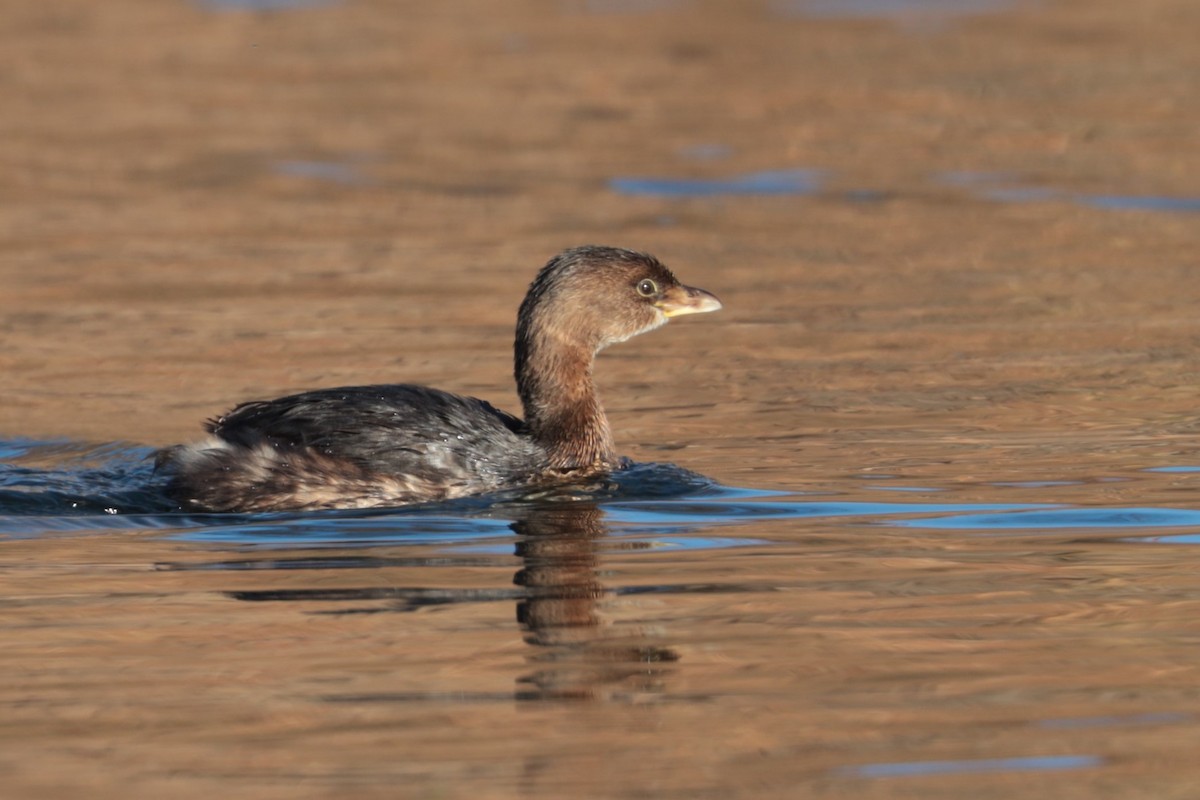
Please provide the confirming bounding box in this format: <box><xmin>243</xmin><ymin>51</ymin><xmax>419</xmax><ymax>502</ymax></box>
<box><xmin>157</xmin><ymin>245</ymin><xmax>721</xmax><ymax>512</ymax></box>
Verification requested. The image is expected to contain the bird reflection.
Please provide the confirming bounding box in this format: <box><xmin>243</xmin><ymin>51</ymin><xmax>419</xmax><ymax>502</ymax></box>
<box><xmin>512</xmin><ymin>503</ymin><xmax>679</xmax><ymax>702</ymax></box>
<box><xmin>217</xmin><ymin>500</ymin><xmax>680</xmax><ymax>703</ymax></box>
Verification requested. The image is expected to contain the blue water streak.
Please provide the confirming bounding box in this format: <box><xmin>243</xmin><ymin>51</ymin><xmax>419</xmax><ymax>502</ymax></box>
<box><xmin>1081</xmin><ymin>195</ymin><xmax>1200</xmax><ymax>213</ymax></box>
<box><xmin>934</xmin><ymin>171</ymin><xmax>1200</xmax><ymax>214</ymax></box>
<box><xmin>611</xmin><ymin>169</ymin><xmax>824</xmax><ymax>197</ymax></box>
<box><xmin>836</xmin><ymin>754</ymin><xmax>1102</xmax><ymax>779</ymax></box>
<box><xmin>1037</xmin><ymin>711</ymin><xmax>1190</xmax><ymax>730</ymax></box>
<box><xmin>896</xmin><ymin>507</ymin><xmax>1200</xmax><ymax>530</ymax></box>
<box><xmin>1126</xmin><ymin>533</ymin><xmax>1200</xmax><ymax>545</ymax></box>
<box><xmin>274</xmin><ymin>159</ymin><xmax>369</xmax><ymax>186</ymax></box>
<box><xmin>776</xmin><ymin>0</ymin><xmax>1013</xmax><ymax>21</ymax></box>
<box><xmin>605</xmin><ymin>500</ymin><xmax>1048</xmax><ymax>527</ymax></box>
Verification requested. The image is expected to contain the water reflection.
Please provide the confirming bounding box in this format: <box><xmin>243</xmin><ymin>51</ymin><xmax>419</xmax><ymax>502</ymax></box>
<box><xmin>225</xmin><ymin>501</ymin><xmax>682</xmax><ymax>702</ymax></box>
<box><xmin>513</xmin><ymin>503</ymin><xmax>679</xmax><ymax>701</ymax></box>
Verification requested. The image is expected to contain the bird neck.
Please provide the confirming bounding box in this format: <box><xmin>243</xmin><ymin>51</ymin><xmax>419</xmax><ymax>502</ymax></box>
<box><xmin>515</xmin><ymin>336</ymin><xmax>616</xmax><ymax>470</ymax></box>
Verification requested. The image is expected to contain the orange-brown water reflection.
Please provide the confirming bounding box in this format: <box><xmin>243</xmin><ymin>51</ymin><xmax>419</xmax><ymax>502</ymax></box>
<box><xmin>514</xmin><ymin>504</ymin><xmax>681</xmax><ymax>702</ymax></box>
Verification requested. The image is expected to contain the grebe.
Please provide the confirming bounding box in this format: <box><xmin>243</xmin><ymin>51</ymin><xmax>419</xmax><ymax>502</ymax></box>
<box><xmin>157</xmin><ymin>246</ymin><xmax>721</xmax><ymax>512</ymax></box>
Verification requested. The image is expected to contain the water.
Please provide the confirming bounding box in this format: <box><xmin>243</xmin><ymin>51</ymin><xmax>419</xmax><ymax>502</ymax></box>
<box><xmin>6</xmin><ymin>439</ymin><xmax>1200</xmax><ymax>792</ymax></box>
<box><xmin>194</xmin><ymin>0</ymin><xmax>335</xmax><ymax>10</ymax></box>
<box><xmin>613</xmin><ymin>167</ymin><xmax>1199</xmax><ymax>212</ymax></box>
<box><xmin>836</xmin><ymin>754</ymin><xmax>1105</xmax><ymax>779</ymax></box>
<box><xmin>773</xmin><ymin>0</ymin><xmax>1017</xmax><ymax>24</ymax></box>
<box><xmin>273</xmin><ymin>159</ymin><xmax>372</xmax><ymax>187</ymax></box>
<box><xmin>936</xmin><ymin>171</ymin><xmax>1200</xmax><ymax>213</ymax></box>
<box><xmin>7</xmin><ymin>0</ymin><xmax>1200</xmax><ymax>795</ymax></box>
<box><xmin>562</xmin><ymin>0</ymin><xmax>686</xmax><ymax>12</ymax></box>
<box><xmin>610</xmin><ymin>168</ymin><xmax>825</xmax><ymax>198</ymax></box>
<box><xmin>1080</xmin><ymin>195</ymin><xmax>1200</xmax><ymax>213</ymax></box>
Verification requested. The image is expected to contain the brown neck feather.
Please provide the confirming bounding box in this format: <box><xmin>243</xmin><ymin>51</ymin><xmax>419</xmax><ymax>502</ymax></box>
<box><xmin>515</xmin><ymin>334</ymin><xmax>616</xmax><ymax>470</ymax></box>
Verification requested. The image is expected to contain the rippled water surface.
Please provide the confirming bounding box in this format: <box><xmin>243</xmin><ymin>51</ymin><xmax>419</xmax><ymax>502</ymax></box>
<box><xmin>5</xmin><ymin>438</ymin><xmax>1200</xmax><ymax>796</ymax></box>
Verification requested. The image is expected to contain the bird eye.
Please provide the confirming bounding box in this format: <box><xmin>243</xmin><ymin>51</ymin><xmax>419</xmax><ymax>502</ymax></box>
<box><xmin>636</xmin><ymin>278</ymin><xmax>658</xmax><ymax>297</ymax></box>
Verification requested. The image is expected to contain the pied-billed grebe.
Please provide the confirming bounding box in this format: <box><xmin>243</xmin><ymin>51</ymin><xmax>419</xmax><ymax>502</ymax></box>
<box><xmin>156</xmin><ymin>245</ymin><xmax>721</xmax><ymax>512</ymax></box>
